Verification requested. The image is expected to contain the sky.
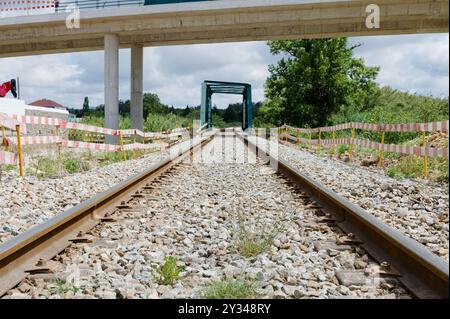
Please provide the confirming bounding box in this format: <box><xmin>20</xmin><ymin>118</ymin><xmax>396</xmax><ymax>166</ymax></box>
<box><xmin>0</xmin><ymin>33</ymin><xmax>448</xmax><ymax>109</ymax></box>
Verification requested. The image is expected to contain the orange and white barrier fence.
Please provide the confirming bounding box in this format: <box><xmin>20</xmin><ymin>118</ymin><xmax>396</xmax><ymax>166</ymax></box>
<box><xmin>0</xmin><ymin>0</ymin><xmax>55</xmax><ymax>12</ymax></box>
<box><xmin>281</xmin><ymin>120</ymin><xmax>449</xmax><ymax>134</ymax></box>
<box><xmin>279</xmin><ymin>120</ymin><xmax>449</xmax><ymax>178</ymax></box>
<box><xmin>0</xmin><ymin>150</ymin><xmax>18</xmax><ymax>165</ymax></box>
<box><xmin>281</xmin><ymin>133</ymin><xmax>449</xmax><ymax>158</ymax></box>
<box><xmin>0</xmin><ymin>112</ymin><xmax>187</xmax><ymax>176</ymax></box>
<box><xmin>62</xmin><ymin>140</ymin><xmax>120</xmax><ymax>152</ymax></box>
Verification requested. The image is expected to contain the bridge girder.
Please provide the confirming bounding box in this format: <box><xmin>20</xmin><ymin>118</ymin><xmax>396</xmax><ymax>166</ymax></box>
<box><xmin>0</xmin><ymin>0</ymin><xmax>448</xmax><ymax>57</ymax></box>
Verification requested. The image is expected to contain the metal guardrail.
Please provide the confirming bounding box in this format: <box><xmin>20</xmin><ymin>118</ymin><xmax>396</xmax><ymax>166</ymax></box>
<box><xmin>55</xmin><ymin>0</ymin><xmax>144</xmax><ymax>12</ymax></box>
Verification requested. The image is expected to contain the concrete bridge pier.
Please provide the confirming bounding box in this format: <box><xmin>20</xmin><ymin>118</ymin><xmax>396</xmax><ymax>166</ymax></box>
<box><xmin>131</xmin><ymin>44</ymin><xmax>144</xmax><ymax>135</ymax></box>
<box><xmin>104</xmin><ymin>33</ymin><xmax>119</xmax><ymax>144</ymax></box>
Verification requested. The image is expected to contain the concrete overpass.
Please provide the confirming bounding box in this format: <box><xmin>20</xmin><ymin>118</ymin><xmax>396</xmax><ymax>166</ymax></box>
<box><xmin>0</xmin><ymin>0</ymin><xmax>448</xmax><ymax>140</ymax></box>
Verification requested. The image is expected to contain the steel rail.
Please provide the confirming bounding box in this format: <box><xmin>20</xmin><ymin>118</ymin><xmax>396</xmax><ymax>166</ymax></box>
<box><xmin>239</xmin><ymin>132</ymin><xmax>449</xmax><ymax>299</ymax></box>
<box><xmin>0</xmin><ymin>132</ymin><xmax>215</xmax><ymax>296</ymax></box>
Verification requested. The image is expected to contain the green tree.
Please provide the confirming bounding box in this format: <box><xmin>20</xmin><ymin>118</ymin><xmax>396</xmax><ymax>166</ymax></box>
<box><xmin>143</xmin><ymin>93</ymin><xmax>169</xmax><ymax>118</ymax></box>
<box><xmin>263</xmin><ymin>39</ymin><xmax>379</xmax><ymax>127</ymax></box>
<box><xmin>82</xmin><ymin>96</ymin><xmax>89</xmax><ymax>115</ymax></box>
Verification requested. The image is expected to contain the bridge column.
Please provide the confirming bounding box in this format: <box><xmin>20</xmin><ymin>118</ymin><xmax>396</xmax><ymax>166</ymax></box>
<box><xmin>104</xmin><ymin>33</ymin><xmax>119</xmax><ymax>144</ymax></box>
<box><xmin>131</xmin><ymin>44</ymin><xmax>143</xmax><ymax>134</ymax></box>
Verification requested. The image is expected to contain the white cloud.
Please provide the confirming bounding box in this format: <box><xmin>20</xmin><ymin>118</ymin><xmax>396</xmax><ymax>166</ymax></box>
<box><xmin>0</xmin><ymin>34</ymin><xmax>448</xmax><ymax>110</ymax></box>
<box><xmin>350</xmin><ymin>33</ymin><xmax>449</xmax><ymax>97</ymax></box>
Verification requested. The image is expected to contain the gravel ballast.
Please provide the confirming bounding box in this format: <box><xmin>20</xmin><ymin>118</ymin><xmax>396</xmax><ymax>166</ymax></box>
<box><xmin>3</xmin><ymin>134</ymin><xmax>410</xmax><ymax>299</ymax></box>
<box><xmin>0</xmin><ymin>137</ymin><xmax>198</xmax><ymax>244</ymax></box>
<box><xmin>250</xmin><ymin>135</ymin><xmax>449</xmax><ymax>261</ymax></box>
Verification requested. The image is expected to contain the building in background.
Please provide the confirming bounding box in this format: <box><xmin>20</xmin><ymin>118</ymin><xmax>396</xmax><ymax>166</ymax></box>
<box><xmin>29</xmin><ymin>99</ymin><xmax>67</xmax><ymax>111</ymax></box>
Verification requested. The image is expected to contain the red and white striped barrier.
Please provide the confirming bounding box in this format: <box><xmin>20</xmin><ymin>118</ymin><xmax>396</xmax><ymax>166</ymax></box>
<box><xmin>282</xmin><ymin>120</ymin><xmax>449</xmax><ymax>134</ymax></box>
<box><xmin>7</xmin><ymin>135</ymin><xmax>62</xmax><ymax>146</ymax></box>
<box><xmin>122</xmin><ymin>142</ymin><xmax>167</xmax><ymax>151</ymax></box>
<box><xmin>0</xmin><ymin>150</ymin><xmax>17</xmax><ymax>165</ymax></box>
<box><xmin>280</xmin><ymin>132</ymin><xmax>449</xmax><ymax>158</ymax></box>
<box><xmin>0</xmin><ymin>112</ymin><xmax>27</xmax><ymax>133</ymax></box>
<box><xmin>62</xmin><ymin>140</ymin><xmax>119</xmax><ymax>152</ymax></box>
<box><xmin>10</xmin><ymin>114</ymin><xmax>63</xmax><ymax>127</ymax></box>
<box><xmin>62</xmin><ymin>122</ymin><xmax>117</xmax><ymax>136</ymax></box>
<box><xmin>0</xmin><ymin>0</ymin><xmax>55</xmax><ymax>12</ymax></box>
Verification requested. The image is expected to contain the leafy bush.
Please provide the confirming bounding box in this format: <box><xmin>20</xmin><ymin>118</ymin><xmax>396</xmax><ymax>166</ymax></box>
<box><xmin>152</xmin><ymin>256</ymin><xmax>185</xmax><ymax>286</ymax></box>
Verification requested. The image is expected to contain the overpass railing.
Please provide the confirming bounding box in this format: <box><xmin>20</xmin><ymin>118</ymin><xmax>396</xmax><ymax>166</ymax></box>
<box><xmin>55</xmin><ymin>0</ymin><xmax>144</xmax><ymax>12</ymax></box>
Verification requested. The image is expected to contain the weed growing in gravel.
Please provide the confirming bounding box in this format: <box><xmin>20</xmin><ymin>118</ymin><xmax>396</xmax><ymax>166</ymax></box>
<box><xmin>50</xmin><ymin>279</ymin><xmax>85</xmax><ymax>295</ymax></box>
<box><xmin>230</xmin><ymin>211</ymin><xmax>288</xmax><ymax>258</ymax></box>
<box><xmin>152</xmin><ymin>256</ymin><xmax>185</xmax><ymax>286</ymax></box>
<box><xmin>63</xmin><ymin>158</ymin><xmax>80</xmax><ymax>174</ymax></box>
<box><xmin>337</xmin><ymin>144</ymin><xmax>349</xmax><ymax>155</ymax></box>
<box><xmin>201</xmin><ymin>278</ymin><xmax>257</xmax><ymax>299</ymax></box>
<box><xmin>33</xmin><ymin>157</ymin><xmax>58</xmax><ymax>178</ymax></box>
<box><xmin>0</xmin><ymin>164</ymin><xmax>15</xmax><ymax>179</ymax></box>
<box><xmin>0</xmin><ymin>164</ymin><xmax>15</xmax><ymax>172</ymax></box>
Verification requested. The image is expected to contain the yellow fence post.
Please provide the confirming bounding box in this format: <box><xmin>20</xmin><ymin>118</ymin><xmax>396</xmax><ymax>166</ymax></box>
<box><xmin>422</xmin><ymin>131</ymin><xmax>428</xmax><ymax>178</ymax></box>
<box><xmin>349</xmin><ymin>128</ymin><xmax>356</xmax><ymax>161</ymax></box>
<box><xmin>377</xmin><ymin>131</ymin><xmax>385</xmax><ymax>167</ymax></box>
<box><xmin>15</xmin><ymin>124</ymin><xmax>24</xmax><ymax>177</ymax></box>
<box><xmin>318</xmin><ymin>129</ymin><xmax>321</xmax><ymax>152</ymax></box>
<box><xmin>308</xmin><ymin>132</ymin><xmax>312</xmax><ymax>150</ymax></box>
<box><xmin>332</xmin><ymin>130</ymin><xmax>336</xmax><ymax>156</ymax></box>
<box><xmin>1</xmin><ymin>126</ymin><xmax>6</xmax><ymax>151</ymax></box>
<box><xmin>119</xmin><ymin>131</ymin><xmax>127</xmax><ymax>161</ymax></box>
<box><xmin>55</xmin><ymin>125</ymin><xmax>61</xmax><ymax>161</ymax></box>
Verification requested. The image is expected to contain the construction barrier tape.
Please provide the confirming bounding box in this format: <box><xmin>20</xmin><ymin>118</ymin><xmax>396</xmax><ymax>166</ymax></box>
<box><xmin>10</xmin><ymin>114</ymin><xmax>63</xmax><ymax>126</ymax></box>
<box><xmin>281</xmin><ymin>120</ymin><xmax>449</xmax><ymax>134</ymax></box>
<box><xmin>62</xmin><ymin>122</ymin><xmax>118</xmax><ymax>136</ymax></box>
<box><xmin>62</xmin><ymin>140</ymin><xmax>119</xmax><ymax>152</ymax></box>
<box><xmin>0</xmin><ymin>0</ymin><xmax>55</xmax><ymax>12</ymax></box>
<box><xmin>0</xmin><ymin>113</ymin><xmax>27</xmax><ymax>133</ymax></box>
<box><xmin>0</xmin><ymin>150</ymin><xmax>17</xmax><ymax>165</ymax></box>
<box><xmin>122</xmin><ymin>142</ymin><xmax>167</xmax><ymax>151</ymax></box>
<box><xmin>2</xmin><ymin>113</ymin><xmax>188</xmax><ymax>139</ymax></box>
<box><xmin>280</xmin><ymin>133</ymin><xmax>449</xmax><ymax>158</ymax></box>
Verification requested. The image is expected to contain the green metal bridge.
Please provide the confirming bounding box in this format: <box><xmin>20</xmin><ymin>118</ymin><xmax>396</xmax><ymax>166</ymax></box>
<box><xmin>201</xmin><ymin>81</ymin><xmax>252</xmax><ymax>131</ymax></box>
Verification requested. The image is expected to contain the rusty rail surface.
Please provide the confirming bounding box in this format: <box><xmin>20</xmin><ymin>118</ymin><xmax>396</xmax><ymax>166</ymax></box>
<box><xmin>239</xmin><ymin>132</ymin><xmax>449</xmax><ymax>299</ymax></box>
<box><xmin>0</xmin><ymin>133</ymin><xmax>214</xmax><ymax>296</ymax></box>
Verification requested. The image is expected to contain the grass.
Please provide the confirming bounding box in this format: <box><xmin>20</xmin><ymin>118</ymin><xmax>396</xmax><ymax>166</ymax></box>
<box><xmin>50</xmin><ymin>279</ymin><xmax>85</xmax><ymax>295</ymax></box>
<box><xmin>230</xmin><ymin>212</ymin><xmax>286</xmax><ymax>258</ymax></box>
<box><xmin>337</xmin><ymin>144</ymin><xmax>349</xmax><ymax>156</ymax></box>
<box><xmin>0</xmin><ymin>164</ymin><xmax>16</xmax><ymax>180</ymax></box>
<box><xmin>152</xmin><ymin>256</ymin><xmax>185</xmax><ymax>286</ymax></box>
<box><xmin>387</xmin><ymin>155</ymin><xmax>449</xmax><ymax>183</ymax></box>
<box><xmin>201</xmin><ymin>278</ymin><xmax>257</xmax><ymax>299</ymax></box>
<box><xmin>27</xmin><ymin>148</ymin><xmax>150</xmax><ymax>178</ymax></box>
<box><xmin>30</xmin><ymin>154</ymin><xmax>92</xmax><ymax>178</ymax></box>
<box><xmin>0</xmin><ymin>164</ymin><xmax>15</xmax><ymax>171</ymax></box>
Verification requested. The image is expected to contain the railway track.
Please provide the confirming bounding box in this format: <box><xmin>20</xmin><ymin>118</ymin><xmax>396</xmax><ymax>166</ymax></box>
<box><xmin>0</xmin><ymin>130</ymin><xmax>448</xmax><ymax>299</ymax></box>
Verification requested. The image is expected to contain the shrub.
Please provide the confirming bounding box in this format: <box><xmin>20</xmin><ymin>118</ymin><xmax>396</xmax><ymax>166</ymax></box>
<box><xmin>152</xmin><ymin>256</ymin><xmax>185</xmax><ymax>286</ymax></box>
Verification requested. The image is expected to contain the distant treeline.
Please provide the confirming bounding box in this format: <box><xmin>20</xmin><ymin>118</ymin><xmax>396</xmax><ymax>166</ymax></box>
<box><xmin>68</xmin><ymin>93</ymin><xmax>263</xmax><ymax>129</ymax></box>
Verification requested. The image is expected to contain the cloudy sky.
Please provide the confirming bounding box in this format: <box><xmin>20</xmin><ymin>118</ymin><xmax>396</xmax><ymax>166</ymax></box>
<box><xmin>0</xmin><ymin>33</ymin><xmax>448</xmax><ymax>109</ymax></box>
